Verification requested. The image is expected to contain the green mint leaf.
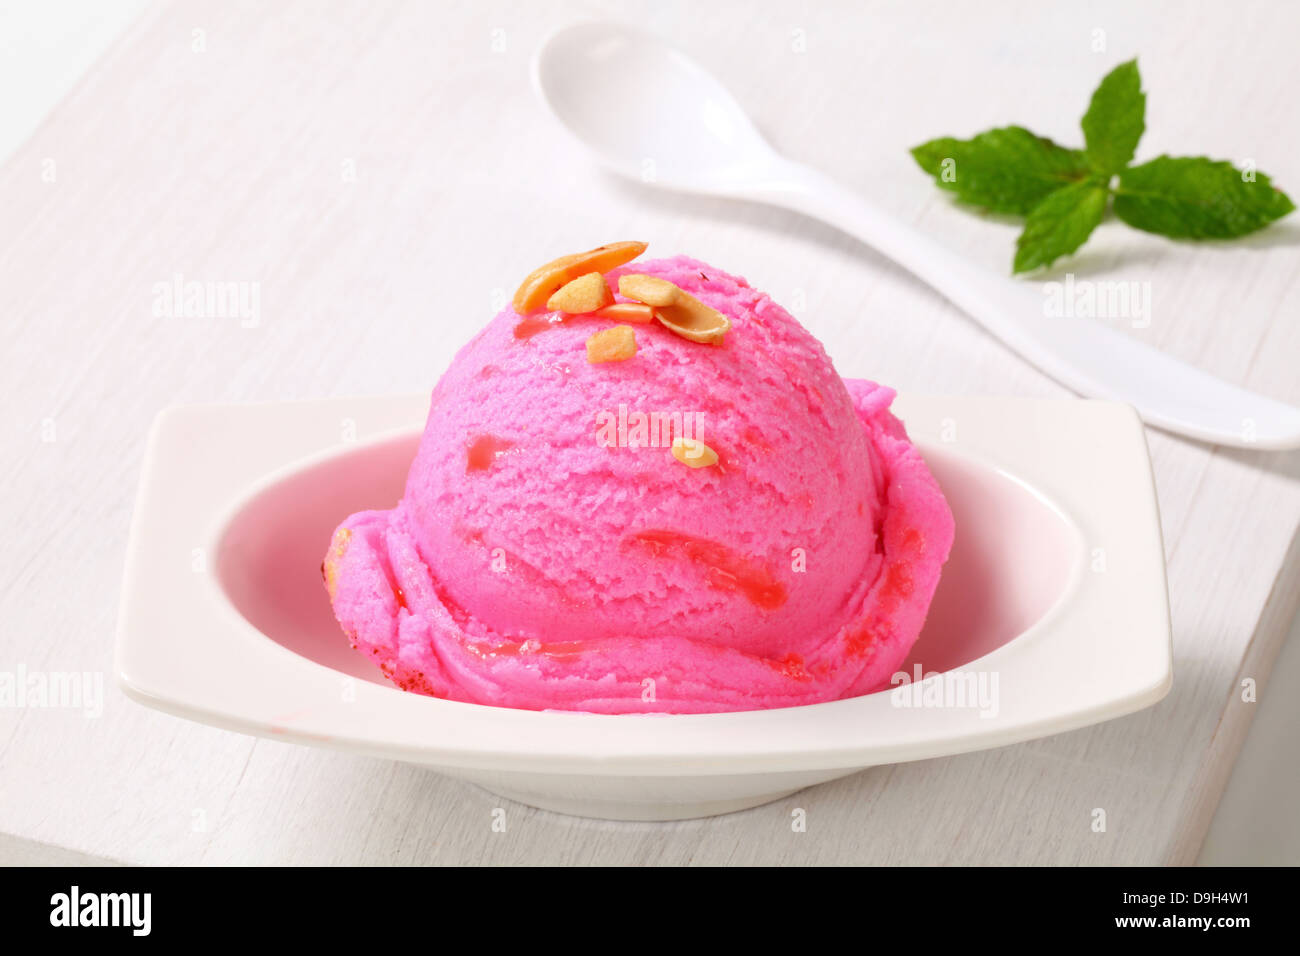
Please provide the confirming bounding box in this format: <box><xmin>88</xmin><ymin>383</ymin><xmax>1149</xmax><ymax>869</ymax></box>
<box><xmin>1080</xmin><ymin>59</ymin><xmax>1145</xmax><ymax>175</ymax></box>
<box><xmin>1013</xmin><ymin>180</ymin><xmax>1109</xmax><ymax>273</ymax></box>
<box><xmin>1114</xmin><ymin>155</ymin><xmax>1296</xmax><ymax>238</ymax></box>
<box><xmin>910</xmin><ymin>126</ymin><xmax>1090</xmax><ymax>215</ymax></box>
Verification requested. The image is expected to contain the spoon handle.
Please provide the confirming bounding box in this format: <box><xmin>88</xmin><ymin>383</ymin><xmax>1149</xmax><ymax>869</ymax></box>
<box><xmin>747</xmin><ymin>160</ymin><xmax>1300</xmax><ymax>450</ymax></box>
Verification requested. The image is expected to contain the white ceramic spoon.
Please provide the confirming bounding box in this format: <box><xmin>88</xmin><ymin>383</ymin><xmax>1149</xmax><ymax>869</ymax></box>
<box><xmin>533</xmin><ymin>20</ymin><xmax>1300</xmax><ymax>450</ymax></box>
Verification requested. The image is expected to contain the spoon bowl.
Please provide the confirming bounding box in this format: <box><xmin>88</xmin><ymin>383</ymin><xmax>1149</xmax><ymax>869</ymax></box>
<box><xmin>534</xmin><ymin>21</ymin><xmax>779</xmax><ymax>192</ymax></box>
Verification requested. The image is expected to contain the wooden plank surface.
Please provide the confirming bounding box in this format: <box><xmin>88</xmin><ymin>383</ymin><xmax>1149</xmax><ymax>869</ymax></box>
<box><xmin>1</xmin><ymin>0</ymin><xmax>1298</xmax><ymax>865</ymax></box>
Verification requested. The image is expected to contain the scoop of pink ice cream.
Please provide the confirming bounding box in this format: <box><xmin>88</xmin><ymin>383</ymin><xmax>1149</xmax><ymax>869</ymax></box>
<box><xmin>325</xmin><ymin>255</ymin><xmax>953</xmax><ymax>713</ymax></box>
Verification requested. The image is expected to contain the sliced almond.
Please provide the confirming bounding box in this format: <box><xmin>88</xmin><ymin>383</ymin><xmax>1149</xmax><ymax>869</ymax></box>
<box><xmin>586</xmin><ymin>325</ymin><xmax>637</xmax><ymax>363</ymax></box>
<box><xmin>671</xmin><ymin>436</ymin><xmax>719</xmax><ymax>468</ymax></box>
<box><xmin>512</xmin><ymin>241</ymin><xmax>647</xmax><ymax>314</ymax></box>
<box><xmin>547</xmin><ymin>272</ymin><xmax>613</xmax><ymax>313</ymax></box>
<box><xmin>593</xmin><ymin>302</ymin><xmax>655</xmax><ymax>323</ymax></box>
<box><xmin>618</xmin><ymin>273</ymin><xmax>680</xmax><ymax>307</ymax></box>
<box><xmin>655</xmin><ymin>291</ymin><xmax>731</xmax><ymax>345</ymax></box>
<box><xmin>324</xmin><ymin>526</ymin><xmax>353</xmax><ymax>599</ymax></box>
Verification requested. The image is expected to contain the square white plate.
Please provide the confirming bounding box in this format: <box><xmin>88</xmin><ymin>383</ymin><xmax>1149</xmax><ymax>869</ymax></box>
<box><xmin>115</xmin><ymin>393</ymin><xmax>1171</xmax><ymax>819</ymax></box>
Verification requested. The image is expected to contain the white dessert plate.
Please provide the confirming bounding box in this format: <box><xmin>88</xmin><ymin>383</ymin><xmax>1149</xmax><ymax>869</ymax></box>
<box><xmin>115</xmin><ymin>393</ymin><xmax>1171</xmax><ymax>820</ymax></box>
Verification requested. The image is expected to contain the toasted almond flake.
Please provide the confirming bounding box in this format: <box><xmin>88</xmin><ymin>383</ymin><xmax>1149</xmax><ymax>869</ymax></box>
<box><xmin>547</xmin><ymin>272</ymin><xmax>613</xmax><ymax>313</ymax></box>
<box><xmin>671</xmin><ymin>436</ymin><xmax>719</xmax><ymax>468</ymax></box>
<box><xmin>512</xmin><ymin>241</ymin><xmax>648</xmax><ymax>314</ymax></box>
<box><xmin>593</xmin><ymin>302</ymin><xmax>655</xmax><ymax>323</ymax></box>
<box><xmin>618</xmin><ymin>273</ymin><xmax>680</xmax><ymax>307</ymax></box>
<box><xmin>655</xmin><ymin>291</ymin><xmax>731</xmax><ymax>344</ymax></box>
<box><xmin>324</xmin><ymin>526</ymin><xmax>352</xmax><ymax>599</ymax></box>
<box><xmin>586</xmin><ymin>325</ymin><xmax>638</xmax><ymax>363</ymax></box>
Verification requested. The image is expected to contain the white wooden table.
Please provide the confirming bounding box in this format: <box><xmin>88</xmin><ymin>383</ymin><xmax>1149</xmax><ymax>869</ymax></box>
<box><xmin>2</xmin><ymin>0</ymin><xmax>1298</xmax><ymax>865</ymax></box>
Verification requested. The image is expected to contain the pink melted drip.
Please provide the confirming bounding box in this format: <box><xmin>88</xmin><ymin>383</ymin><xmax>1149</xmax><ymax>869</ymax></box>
<box><xmin>628</xmin><ymin>529</ymin><xmax>788</xmax><ymax>610</ymax></box>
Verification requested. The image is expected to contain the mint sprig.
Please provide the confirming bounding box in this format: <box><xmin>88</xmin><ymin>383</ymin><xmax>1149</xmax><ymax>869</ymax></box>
<box><xmin>911</xmin><ymin>59</ymin><xmax>1294</xmax><ymax>274</ymax></box>
<box><xmin>1080</xmin><ymin>59</ymin><xmax>1145</xmax><ymax>175</ymax></box>
<box><xmin>1115</xmin><ymin>156</ymin><xmax>1297</xmax><ymax>238</ymax></box>
<box><xmin>910</xmin><ymin>126</ymin><xmax>1090</xmax><ymax>215</ymax></box>
<box><xmin>1013</xmin><ymin>180</ymin><xmax>1109</xmax><ymax>274</ymax></box>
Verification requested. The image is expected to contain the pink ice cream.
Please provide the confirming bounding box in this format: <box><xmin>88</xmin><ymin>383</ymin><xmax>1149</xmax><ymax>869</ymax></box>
<box><xmin>324</xmin><ymin>254</ymin><xmax>954</xmax><ymax>713</ymax></box>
